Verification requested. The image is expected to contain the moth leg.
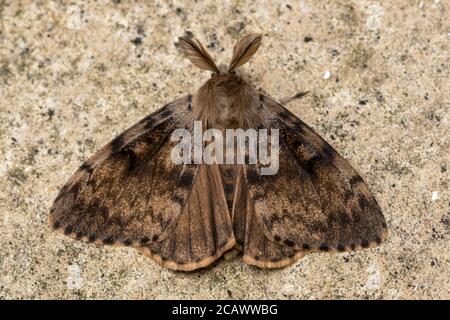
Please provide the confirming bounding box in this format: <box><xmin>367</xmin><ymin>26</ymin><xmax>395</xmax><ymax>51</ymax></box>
<box><xmin>279</xmin><ymin>90</ymin><xmax>309</xmax><ymax>105</ymax></box>
<box><xmin>138</xmin><ymin>164</ymin><xmax>235</xmax><ymax>271</ymax></box>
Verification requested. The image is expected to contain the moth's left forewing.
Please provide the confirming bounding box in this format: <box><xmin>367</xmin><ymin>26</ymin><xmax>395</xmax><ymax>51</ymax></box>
<box><xmin>49</xmin><ymin>95</ymin><xmax>198</xmax><ymax>247</ymax></box>
<box><xmin>241</xmin><ymin>95</ymin><xmax>387</xmax><ymax>266</ymax></box>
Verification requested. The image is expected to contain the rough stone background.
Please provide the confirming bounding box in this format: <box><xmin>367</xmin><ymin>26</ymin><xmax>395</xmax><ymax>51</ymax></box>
<box><xmin>0</xmin><ymin>0</ymin><xmax>448</xmax><ymax>299</ymax></box>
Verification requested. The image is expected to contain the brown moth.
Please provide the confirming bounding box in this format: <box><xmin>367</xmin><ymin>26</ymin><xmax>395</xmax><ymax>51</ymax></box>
<box><xmin>49</xmin><ymin>33</ymin><xmax>388</xmax><ymax>271</ymax></box>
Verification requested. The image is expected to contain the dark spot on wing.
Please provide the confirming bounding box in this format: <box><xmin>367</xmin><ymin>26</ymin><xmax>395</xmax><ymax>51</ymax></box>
<box><xmin>111</xmin><ymin>135</ymin><xmax>125</xmax><ymax>153</ymax></box>
<box><xmin>337</xmin><ymin>243</ymin><xmax>346</xmax><ymax>252</ymax></box>
<box><xmin>292</xmin><ymin>122</ymin><xmax>305</xmax><ymax>134</ymax></box>
<box><xmin>64</xmin><ymin>225</ymin><xmax>73</xmax><ymax>235</ymax></box>
<box><xmin>319</xmin><ymin>243</ymin><xmax>329</xmax><ymax>251</ymax></box>
<box><xmin>140</xmin><ymin>237</ymin><xmax>150</xmax><ymax>244</ymax></box>
<box><xmin>152</xmin><ymin>235</ymin><xmax>159</xmax><ymax>242</ymax></box>
<box><xmin>303</xmin><ymin>154</ymin><xmax>323</xmax><ymax>175</ymax></box>
<box><xmin>350</xmin><ymin>175</ymin><xmax>364</xmax><ymax>186</ymax></box>
<box><xmin>284</xmin><ymin>239</ymin><xmax>295</xmax><ymax>247</ymax></box>
<box><xmin>88</xmin><ymin>233</ymin><xmax>96</xmax><ymax>242</ymax></box>
<box><xmin>122</xmin><ymin>148</ymin><xmax>138</xmax><ymax>171</ymax></box>
<box><xmin>179</xmin><ymin>171</ymin><xmax>194</xmax><ymax>188</ymax></box>
<box><xmin>273</xmin><ymin>235</ymin><xmax>281</xmax><ymax>242</ymax></box>
<box><xmin>302</xmin><ymin>243</ymin><xmax>310</xmax><ymax>250</ymax></box>
<box><xmin>321</xmin><ymin>143</ymin><xmax>336</xmax><ymax>160</ymax></box>
<box><xmin>123</xmin><ymin>239</ymin><xmax>132</xmax><ymax>246</ymax></box>
<box><xmin>52</xmin><ymin>220</ymin><xmax>60</xmax><ymax>229</ymax></box>
<box><xmin>103</xmin><ymin>236</ymin><xmax>115</xmax><ymax>245</ymax></box>
<box><xmin>79</xmin><ymin>163</ymin><xmax>93</xmax><ymax>174</ymax></box>
<box><xmin>361</xmin><ymin>240</ymin><xmax>370</xmax><ymax>248</ymax></box>
<box><xmin>279</xmin><ymin>110</ymin><xmax>291</xmax><ymax>120</ymax></box>
<box><xmin>246</xmin><ymin>168</ymin><xmax>261</xmax><ymax>184</ymax></box>
<box><xmin>160</xmin><ymin>109</ymin><xmax>172</xmax><ymax>118</ymax></box>
<box><xmin>224</xmin><ymin>183</ymin><xmax>234</xmax><ymax>195</ymax></box>
<box><xmin>143</xmin><ymin>117</ymin><xmax>154</xmax><ymax>130</ymax></box>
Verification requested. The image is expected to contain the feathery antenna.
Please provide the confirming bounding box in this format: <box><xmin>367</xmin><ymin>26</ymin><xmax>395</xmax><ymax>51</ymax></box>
<box><xmin>228</xmin><ymin>33</ymin><xmax>262</xmax><ymax>71</ymax></box>
<box><xmin>179</xmin><ymin>36</ymin><xmax>220</xmax><ymax>73</ymax></box>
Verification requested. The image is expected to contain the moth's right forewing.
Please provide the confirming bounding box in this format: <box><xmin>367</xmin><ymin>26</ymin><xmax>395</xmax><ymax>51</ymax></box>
<box><xmin>49</xmin><ymin>95</ymin><xmax>197</xmax><ymax>247</ymax></box>
<box><xmin>243</xmin><ymin>95</ymin><xmax>387</xmax><ymax>260</ymax></box>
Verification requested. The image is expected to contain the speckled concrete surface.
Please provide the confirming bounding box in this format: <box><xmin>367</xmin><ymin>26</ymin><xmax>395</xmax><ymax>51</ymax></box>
<box><xmin>0</xmin><ymin>0</ymin><xmax>449</xmax><ymax>299</ymax></box>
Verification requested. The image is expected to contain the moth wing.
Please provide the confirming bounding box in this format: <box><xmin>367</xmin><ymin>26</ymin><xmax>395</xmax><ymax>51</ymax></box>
<box><xmin>138</xmin><ymin>163</ymin><xmax>235</xmax><ymax>271</ymax></box>
<box><xmin>49</xmin><ymin>95</ymin><xmax>198</xmax><ymax>246</ymax></box>
<box><xmin>240</xmin><ymin>95</ymin><xmax>387</xmax><ymax>268</ymax></box>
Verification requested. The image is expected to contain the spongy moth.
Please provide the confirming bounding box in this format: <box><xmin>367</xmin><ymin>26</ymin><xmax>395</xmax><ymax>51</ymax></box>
<box><xmin>49</xmin><ymin>33</ymin><xmax>387</xmax><ymax>271</ymax></box>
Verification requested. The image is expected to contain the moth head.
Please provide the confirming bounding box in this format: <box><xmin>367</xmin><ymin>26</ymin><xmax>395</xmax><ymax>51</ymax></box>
<box><xmin>178</xmin><ymin>33</ymin><xmax>262</xmax><ymax>92</ymax></box>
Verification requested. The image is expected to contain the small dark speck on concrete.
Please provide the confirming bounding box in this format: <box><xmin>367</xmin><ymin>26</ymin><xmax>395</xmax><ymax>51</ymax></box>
<box><xmin>376</xmin><ymin>94</ymin><xmax>384</xmax><ymax>102</ymax></box>
<box><xmin>227</xmin><ymin>22</ymin><xmax>246</xmax><ymax>36</ymax></box>
<box><xmin>176</xmin><ymin>7</ymin><xmax>187</xmax><ymax>21</ymax></box>
<box><xmin>131</xmin><ymin>37</ymin><xmax>143</xmax><ymax>46</ymax></box>
<box><xmin>47</xmin><ymin>109</ymin><xmax>55</xmax><ymax>119</ymax></box>
<box><xmin>207</xmin><ymin>33</ymin><xmax>219</xmax><ymax>49</ymax></box>
<box><xmin>331</xmin><ymin>49</ymin><xmax>340</xmax><ymax>56</ymax></box>
<box><xmin>286</xmin><ymin>4</ymin><xmax>292</xmax><ymax>10</ymax></box>
<box><xmin>137</xmin><ymin>25</ymin><xmax>145</xmax><ymax>36</ymax></box>
<box><xmin>304</xmin><ymin>36</ymin><xmax>313</xmax><ymax>43</ymax></box>
<box><xmin>359</xmin><ymin>99</ymin><xmax>368</xmax><ymax>105</ymax></box>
